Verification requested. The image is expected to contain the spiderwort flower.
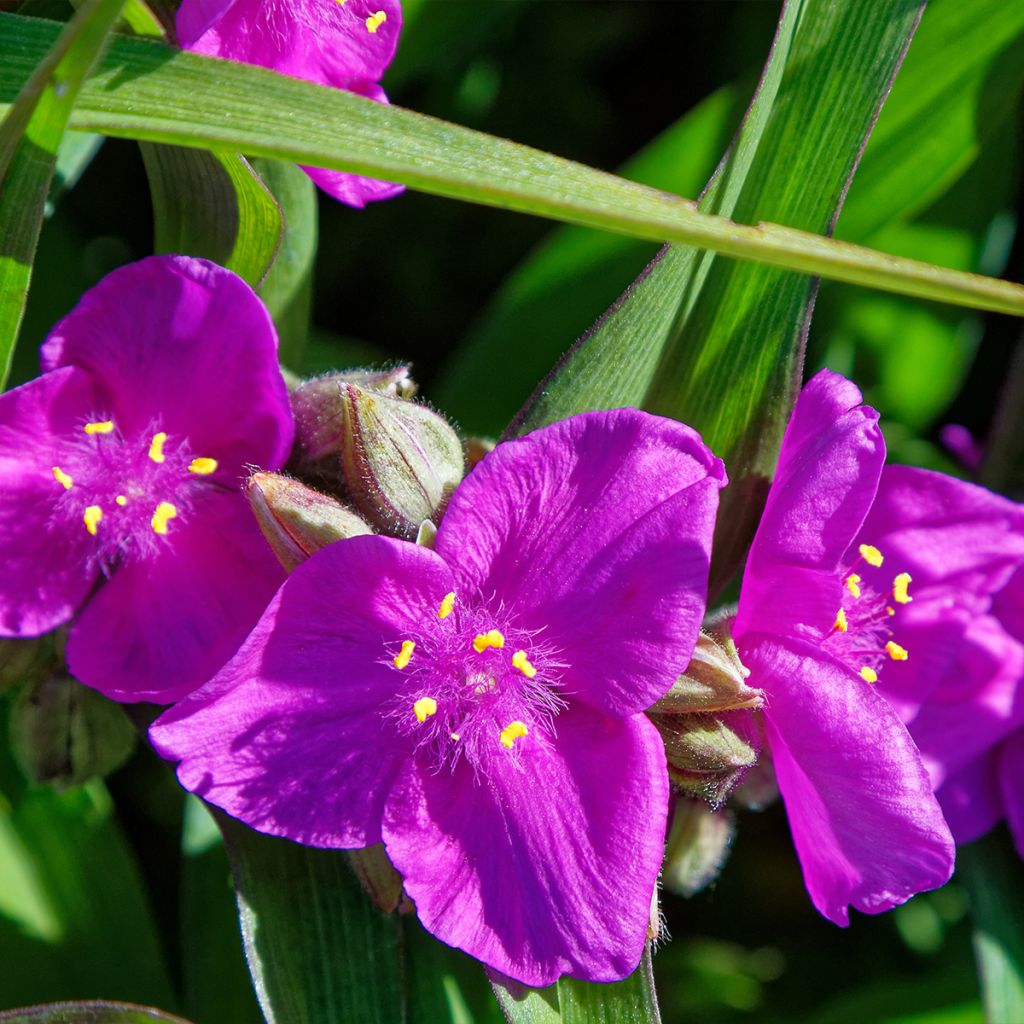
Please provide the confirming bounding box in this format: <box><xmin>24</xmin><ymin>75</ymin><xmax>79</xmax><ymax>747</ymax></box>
<box><xmin>0</xmin><ymin>256</ymin><xmax>294</xmax><ymax>703</ymax></box>
<box><xmin>176</xmin><ymin>0</ymin><xmax>403</xmax><ymax>207</ymax></box>
<box><xmin>732</xmin><ymin>369</ymin><xmax>955</xmax><ymax>924</ymax></box>
<box><xmin>151</xmin><ymin>410</ymin><xmax>726</xmax><ymax>984</ymax></box>
<box><xmin>858</xmin><ymin>470</ymin><xmax>1024</xmax><ymax>855</ymax></box>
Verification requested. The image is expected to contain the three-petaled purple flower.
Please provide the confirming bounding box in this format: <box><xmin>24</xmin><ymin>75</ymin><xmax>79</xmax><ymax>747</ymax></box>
<box><xmin>176</xmin><ymin>0</ymin><xmax>403</xmax><ymax>207</ymax></box>
<box><xmin>0</xmin><ymin>256</ymin><xmax>294</xmax><ymax>703</ymax></box>
<box><xmin>151</xmin><ymin>410</ymin><xmax>726</xmax><ymax>985</ymax></box>
<box><xmin>861</xmin><ymin>469</ymin><xmax>1024</xmax><ymax>855</ymax></box>
<box><xmin>731</xmin><ymin>369</ymin><xmax>955</xmax><ymax>923</ymax></box>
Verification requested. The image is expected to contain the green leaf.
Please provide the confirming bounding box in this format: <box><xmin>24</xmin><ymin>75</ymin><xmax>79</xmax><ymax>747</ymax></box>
<box><xmin>959</xmin><ymin>831</ymin><xmax>1024</xmax><ymax>1023</ymax></box>
<box><xmin>491</xmin><ymin>947</ymin><xmax>660</xmax><ymax>1024</ymax></box>
<box><xmin>0</xmin><ymin>1003</ymin><xmax>191</xmax><ymax>1024</ymax></box>
<box><xmin>1</xmin><ymin>15</ymin><xmax>1023</xmax><ymax>317</ymax></box>
<box><xmin>221</xmin><ymin>818</ymin><xmax>407</xmax><ymax>1024</ymax></box>
<box><xmin>251</xmin><ymin>157</ymin><xmax>318</xmax><ymax>369</ymax></box>
<box><xmin>140</xmin><ymin>144</ymin><xmax>284</xmax><ymax>289</ymax></box>
<box><xmin>0</xmin><ymin>0</ymin><xmax>126</xmax><ymax>390</ymax></box>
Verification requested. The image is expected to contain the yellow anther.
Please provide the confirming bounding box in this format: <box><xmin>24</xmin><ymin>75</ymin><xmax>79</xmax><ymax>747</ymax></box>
<box><xmin>83</xmin><ymin>505</ymin><xmax>103</xmax><ymax>535</ymax></box>
<box><xmin>450</xmin><ymin>732</ymin><xmax>461</xmax><ymax>741</ymax></box>
<box><xmin>393</xmin><ymin>639</ymin><xmax>415</xmax><ymax>669</ymax></box>
<box><xmin>438</xmin><ymin>592</ymin><xmax>456</xmax><ymax>619</ymax></box>
<box><xmin>188</xmin><ymin>457</ymin><xmax>218</xmax><ymax>475</ymax></box>
<box><xmin>893</xmin><ymin>572</ymin><xmax>913</xmax><ymax>605</ymax></box>
<box><xmin>844</xmin><ymin>573</ymin><xmax>862</xmax><ymax>599</ymax></box>
<box><xmin>886</xmin><ymin>606</ymin><xmax>895</xmax><ymax>616</ymax></box>
<box><xmin>151</xmin><ymin>501</ymin><xmax>178</xmax><ymax>535</ymax></box>
<box><xmin>832</xmin><ymin>608</ymin><xmax>848</xmax><ymax>633</ymax></box>
<box><xmin>512</xmin><ymin>650</ymin><xmax>538</xmax><ymax>677</ymax></box>
<box><xmin>148</xmin><ymin>432</ymin><xmax>168</xmax><ymax>464</ymax></box>
<box><xmin>860</xmin><ymin>666</ymin><xmax>878</xmax><ymax>683</ymax></box>
<box><xmin>499</xmin><ymin>721</ymin><xmax>528</xmax><ymax>749</ymax></box>
<box><xmin>52</xmin><ymin>466</ymin><xmax>74</xmax><ymax>490</ymax></box>
<box><xmin>115</xmin><ymin>495</ymin><xmax>128</xmax><ymax>507</ymax></box>
<box><xmin>858</xmin><ymin>544</ymin><xmax>884</xmax><ymax>568</ymax></box>
<box><xmin>84</xmin><ymin>420</ymin><xmax>114</xmax><ymax>435</ymax></box>
<box><xmin>365</xmin><ymin>9</ymin><xmax>386</xmax><ymax>32</ymax></box>
<box><xmin>885</xmin><ymin>640</ymin><xmax>909</xmax><ymax>662</ymax></box>
<box><xmin>472</xmin><ymin>629</ymin><xmax>505</xmax><ymax>653</ymax></box>
<box><xmin>413</xmin><ymin>696</ymin><xmax>436</xmax><ymax>723</ymax></box>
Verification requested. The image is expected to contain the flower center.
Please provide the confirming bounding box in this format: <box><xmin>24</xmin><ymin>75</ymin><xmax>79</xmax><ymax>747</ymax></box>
<box><xmin>821</xmin><ymin>543</ymin><xmax>913</xmax><ymax>683</ymax></box>
<box><xmin>49</xmin><ymin>414</ymin><xmax>221</xmax><ymax>568</ymax></box>
<box><xmin>385</xmin><ymin>591</ymin><xmax>565</xmax><ymax>774</ymax></box>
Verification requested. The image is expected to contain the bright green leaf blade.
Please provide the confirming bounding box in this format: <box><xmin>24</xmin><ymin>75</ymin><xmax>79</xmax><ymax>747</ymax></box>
<box><xmin>0</xmin><ymin>0</ymin><xmax>126</xmax><ymax>390</ymax></box>
<box><xmin>251</xmin><ymin>157</ymin><xmax>318</xmax><ymax>369</ymax></box>
<box><xmin>834</xmin><ymin>0</ymin><xmax>1024</xmax><ymax>242</ymax></box>
<box><xmin>436</xmin><ymin>80</ymin><xmax>749</xmax><ymax>434</ymax></box>
<box><xmin>0</xmin><ymin>1003</ymin><xmax>191</xmax><ymax>1024</ymax></box>
<box><xmin>1</xmin><ymin>17</ymin><xmax>1023</xmax><ymax>317</ymax></box>
<box><xmin>492</xmin><ymin>978</ymin><xmax>561</xmax><ymax>1024</ymax></box>
<box><xmin>222</xmin><ymin>818</ymin><xmax>406</xmax><ymax>1024</ymax></box>
<box><xmin>140</xmin><ymin>143</ymin><xmax>283</xmax><ymax>289</ymax></box>
<box><xmin>959</xmin><ymin>832</ymin><xmax>1024</xmax><ymax>1023</ymax></box>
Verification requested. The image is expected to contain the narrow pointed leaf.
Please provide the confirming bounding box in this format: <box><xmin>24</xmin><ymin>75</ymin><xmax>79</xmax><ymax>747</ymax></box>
<box><xmin>0</xmin><ymin>0</ymin><xmax>126</xmax><ymax>390</ymax></box>
<box><xmin>0</xmin><ymin>1004</ymin><xmax>191</xmax><ymax>1024</ymax></box>
<box><xmin>1</xmin><ymin>16</ymin><xmax>1023</xmax><ymax>316</ymax></box>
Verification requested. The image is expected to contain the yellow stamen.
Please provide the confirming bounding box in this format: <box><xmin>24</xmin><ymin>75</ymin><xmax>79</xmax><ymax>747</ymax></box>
<box><xmin>365</xmin><ymin>9</ymin><xmax>386</xmax><ymax>32</ymax></box>
<box><xmin>450</xmin><ymin>732</ymin><xmax>461</xmax><ymax>741</ymax></box>
<box><xmin>860</xmin><ymin>666</ymin><xmax>878</xmax><ymax>683</ymax></box>
<box><xmin>188</xmin><ymin>457</ymin><xmax>218</xmax><ymax>475</ymax></box>
<box><xmin>833</xmin><ymin>608</ymin><xmax>848</xmax><ymax>633</ymax></box>
<box><xmin>438</xmin><ymin>592</ymin><xmax>456</xmax><ymax>619</ymax></box>
<box><xmin>393</xmin><ymin>639</ymin><xmax>415</xmax><ymax>669</ymax></box>
<box><xmin>472</xmin><ymin>629</ymin><xmax>505</xmax><ymax>653</ymax></box>
<box><xmin>858</xmin><ymin>544</ymin><xmax>884</xmax><ymax>568</ymax></box>
<box><xmin>148</xmin><ymin>432</ymin><xmax>168</xmax><ymax>464</ymax></box>
<box><xmin>84</xmin><ymin>420</ymin><xmax>114</xmax><ymax>435</ymax></box>
<box><xmin>413</xmin><ymin>696</ymin><xmax>436</xmax><ymax>723</ymax></box>
<box><xmin>886</xmin><ymin>606</ymin><xmax>895</xmax><ymax>616</ymax></box>
<box><xmin>499</xmin><ymin>721</ymin><xmax>528</xmax><ymax>749</ymax></box>
<box><xmin>511</xmin><ymin>650</ymin><xmax>538</xmax><ymax>677</ymax></box>
<box><xmin>52</xmin><ymin>466</ymin><xmax>74</xmax><ymax>489</ymax></box>
<box><xmin>845</xmin><ymin>573</ymin><xmax>862</xmax><ymax>599</ymax></box>
<box><xmin>115</xmin><ymin>495</ymin><xmax>128</xmax><ymax>507</ymax></box>
<box><xmin>151</xmin><ymin>500</ymin><xmax>178</xmax><ymax>535</ymax></box>
<box><xmin>893</xmin><ymin>572</ymin><xmax>913</xmax><ymax>605</ymax></box>
<box><xmin>885</xmin><ymin>640</ymin><xmax>908</xmax><ymax>662</ymax></box>
<box><xmin>83</xmin><ymin>505</ymin><xmax>103</xmax><ymax>535</ymax></box>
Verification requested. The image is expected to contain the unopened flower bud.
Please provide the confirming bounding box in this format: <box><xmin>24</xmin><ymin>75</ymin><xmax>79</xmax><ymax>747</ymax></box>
<box><xmin>650</xmin><ymin>710</ymin><xmax>760</xmax><ymax>807</ymax></box>
<box><xmin>347</xmin><ymin>843</ymin><xmax>407</xmax><ymax>914</ymax></box>
<box><xmin>339</xmin><ymin>384</ymin><xmax>464</xmax><ymax>538</ymax></box>
<box><xmin>292</xmin><ymin>367</ymin><xmax>416</xmax><ymax>465</ymax></box>
<box><xmin>663</xmin><ymin>798</ymin><xmax>735</xmax><ymax>898</ymax></box>
<box><xmin>651</xmin><ymin>630</ymin><xmax>761</xmax><ymax>715</ymax></box>
<box><xmin>247</xmin><ymin>471</ymin><xmax>372</xmax><ymax>572</ymax></box>
<box><xmin>10</xmin><ymin>673</ymin><xmax>136</xmax><ymax>788</ymax></box>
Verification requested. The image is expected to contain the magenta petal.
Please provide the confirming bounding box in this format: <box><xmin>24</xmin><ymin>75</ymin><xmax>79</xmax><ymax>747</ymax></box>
<box><xmin>151</xmin><ymin>535</ymin><xmax>453</xmax><ymax>846</ymax></box>
<box><xmin>936</xmin><ymin>752</ymin><xmax>1003</xmax><ymax>846</ymax></box>
<box><xmin>999</xmin><ymin>732</ymin><xmax>1024</xmax><ymax>858</ymax></box>
<box><xmin>435</xmin><ymin>409</ymin><xmax>725</xmax><ymax>715</ymax></box>
<box><xmin>859</xmin><ymin>465</ymin><xmax>1024</xmax><ymax>596</ymax></box>
<box><xmin>743</xmin><ymin>633</ymin><xmax>954</xmax><ymax>923</ymax></box>
<box><xmin>994</xmin><ymin>565</ymin><xmax>1024</xmax><ymax>643</ymax></box>
<box><xmin>745</xmin><ymin>369</ymin><xmax>884</xmax><ymax>577</ymax></box>
<box><xmin>40</xmin><ymin>256</ymin><xmax>293</xmax><ymax>473</ymax></box>
<box><xmin>383</xmin><ymin>707</ymin><xmax>667</xmax><ymax>985</ymax></box>
<box><xmin>0</xmin><ymin>367</ymin><xmax>103</xmax><ymax>635</ymax></box>
<box><xmin>175</xmin><ymin>0</ymin><xmax>236</xmax><ymax>45</ymax></box>
<box><xmin>67</xmin><ymin>493</ymin><xmax>286</xmax><ymax>703</ymax></box>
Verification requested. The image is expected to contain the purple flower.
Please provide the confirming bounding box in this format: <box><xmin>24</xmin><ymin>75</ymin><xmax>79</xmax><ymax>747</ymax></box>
<box><xmin>859</xmin><ymin>468</ymin><xmax>1024</xmax><ymax>855</ymax></box>
<box><xmin>732</xmin><ymin>369</ymin><xmax>955</xmax><ymax>924</ymax></box>
<box><xmin>151</xmin><ymin>410</ymin><xmax>726</xmax><ymax>985</ymax></box>
<box><xmin>0</xmin><ymin>256</ymin><xmax>294</xmax><ymax>703</ymax></box>
<box><xmin>176</xmin><ymin>0</ymin><xmax>403</xmax><ymax>207</ymax></box>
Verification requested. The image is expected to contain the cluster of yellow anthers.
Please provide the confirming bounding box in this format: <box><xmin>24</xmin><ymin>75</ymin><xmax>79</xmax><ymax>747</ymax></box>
<box><xmin>50</xmin><ymin>420</ymin><xmax>217</xmax><ymax>538</ymax></box>
<box><xmin>831</xmin><ymin>543</ymin><xmax>912</xmax><ymax>684</ymax></box>
<box><xmin>333</xmin><ymin>0</ymin><xmax>389</xmax><ymax>35</ymax></box>
<box><xmin>392</xmin><ymin>591</ymin><xmax>537</xmax><ymax>749</ymax></box>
